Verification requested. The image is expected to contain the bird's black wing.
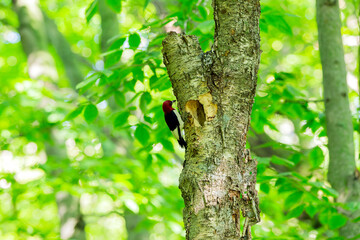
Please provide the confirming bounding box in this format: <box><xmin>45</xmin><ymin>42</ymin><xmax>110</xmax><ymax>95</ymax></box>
<box><xmin>164</xmin><ymin>111</ymin><xmax>179</xmax><ymax>131</ymax></box>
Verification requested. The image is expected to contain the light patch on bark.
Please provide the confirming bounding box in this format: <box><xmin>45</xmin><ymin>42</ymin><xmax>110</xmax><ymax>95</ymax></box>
<box><xmin>199</xmin><ymin>93</ymin><xmax>217</xmax><ymax>121</ymax></box>
<box><xmin>185</xmin><ymin>100</ymin><xmax>206</xmax><ymax>127</ymax></box>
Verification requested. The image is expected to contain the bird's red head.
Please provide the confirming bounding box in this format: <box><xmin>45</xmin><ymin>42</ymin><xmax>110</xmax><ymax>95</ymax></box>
<box><xmin>162</xmin><ymin>100</ymin><xmax>176</xmax><ymax>114</ymax></box>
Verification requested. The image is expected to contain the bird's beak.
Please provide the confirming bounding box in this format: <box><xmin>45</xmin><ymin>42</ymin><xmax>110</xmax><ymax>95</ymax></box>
<box><xmin>171</xmin><ymin>100</ymin><xmax>176</xmax><ymax>104</ymax></box>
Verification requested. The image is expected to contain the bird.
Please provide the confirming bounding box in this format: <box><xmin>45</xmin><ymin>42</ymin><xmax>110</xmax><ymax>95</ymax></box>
<box><xmin>162</xmin><ymin>100</ymin><xmax>187</xmax><ymax>149</ymax></box>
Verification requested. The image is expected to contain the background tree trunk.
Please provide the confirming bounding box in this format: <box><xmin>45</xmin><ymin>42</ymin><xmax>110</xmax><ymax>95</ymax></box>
<box><xmin>162</xmin><ymin>0</ymin><xmax>261</xmax><ymax>239</ymax></box>
<box><xmin>13</xmin><ymin>1</ymin><xmax>86</xmax><ymax>239</ymax></box>
<box><xmin>316</xmin><ymin>0</ymin><xmax>360</xmax><ymax>238</ymax></box>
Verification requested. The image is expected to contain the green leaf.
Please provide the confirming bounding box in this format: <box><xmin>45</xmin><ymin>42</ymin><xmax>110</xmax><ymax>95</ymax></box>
<box><xmin>135</xmin><ymin>124</ymin><xmax>150</xmax><ymax>145</ymax></box>
<box><xmin>305</xmin><ymin>204</ymin><xmax>318</xmax><ymax>218</ymax></box>
<box><xmin>64</xmin><ymin>106</ymin><xmax>84</xmax><ymax>121</ymax></box>
<box><xmin>329</xmin><ymin>214</ymin><xmax>347</xmax><ymax>229</ymax></box>
<box><xmin>144</xmin><ymin>0</ymin><xmax>151</xmax><ymax>9</ymax></box>
<box><xmin>265</xmin><ymin>14</ymin><xmax>293</xmax><ymax>36</ymax></box>
<box><xmin>85</xmin><ymin>0</ymin><xmax>98</xmax><ymax>23</ymax></box>
<box><xmin>197</xmin><ymin>20</ymin><xmax>214</xmax><ymax>34</ymax></box>
<box><xmin>109</xmin><ymin>37</ymin><xmax>126</xmax><ymax>50</ymax></box>
<box><xmin>260</xmin><ymin>183</ymin><xmax>270</xmax><ymax>194</ymax></box>
<box><xmin>139</xmin><ymin>92</ymin><xmax>152</xmax><ymax>113</ymax></box>
<box><xmin>260</xmin><ymin>19</ymin><xmax>268</xmax><ymax>33</ymax></box>
<box><xmin>287</xmin><ymin>204</ymin><xmax>305</xmax><ymax>219</ymax></box>
<box><xmin>114</xmin><ymin>91</ymin><xmax>126</xmax><ymax>107</ymax></box>
<box><xmin>145</xmin><ymin>154</ymin><xmax>153</xmax><ymax>169</ymax></box>
<box><xmin>124</xmin><ymin>199</ymin><xmax>139</xmax><ymax>213</ymax></box>
<box><xmin>353</xmin><ymin>216</ymin><xmax>360</xmax><ymax>223</ymax></box>
<box><xmin>274</xmin><ymin>72</ymin><xmax>295</xmax><ymax>81</ymax></box>
<box><xmin>161</xmin><ymin>138</ymin><xmax>174</xmax><ymax>152</ymax></box>
<box><xmin>271</xmin><ymin>155</ymin><xmax>295</xmax><ymax>167</ymax></box>
<box><xmin>106</xmin><ymin>0</ymin><xmax>121</xmax><ymax>12</ymax></box>
<box><xmin>198</xmin><ymin>6</ymin><xmax>207</xmax><ymax>19</ymax></box>
<box><xmin>309</xmin><ymin>146</ymin><xmax>324</xmax><ymax>169</ymax></box>
<box><xmin>321</xmin><ymin>187</ymin><xmax>339</xmax><ymax>198</ymax></box>
<box><xmin>144</xmin><ymin>115</ymin><xmax>152</xmax><ymax>124</ymax></box>
<box><xmin>285</xmin><ymin>191</ymin><xmax>303</xmax><ymax>209</ymax></box>
<box><xmin>114</xmin><ymin>112</ymin><xmax>130</xmax><ymax>128</ymax></box>
<box><xmin>83</xmin><ymin>104</ymin><xmax>98</xmax><ymax>123</ymax></box>
<box><xmin>76</xmin><ymin>73</ymin><xmax>99</xmax><ymax>90</ymax></box>
<box><xmin>129</xmin><ymin>33</ymin><xmax>141</xmax><ymax>48</ymax></box>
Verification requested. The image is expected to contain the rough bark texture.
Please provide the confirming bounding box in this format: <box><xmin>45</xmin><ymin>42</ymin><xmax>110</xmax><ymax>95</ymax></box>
<box><xmin>316</xmin><ymin>0</ymin><xmax>360</xmax><ymax>238</ymax></box>
<box><xmin>162</xmin><ymin>0</ymin><xmax>261</xmax><ymax>239</ymax></box>
<box><xmin>13</xmin><ymin>1</ymin><xmax>86</xmax><ymax>239</ymax></box>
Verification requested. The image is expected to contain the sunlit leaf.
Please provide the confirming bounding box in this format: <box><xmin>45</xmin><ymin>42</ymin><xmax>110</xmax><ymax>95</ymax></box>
<box><xmin>76</xmin><ymin>72</ymin><xmax>99</xmax><ymax>90</ymax></box>
<box><xmin>140</xmin><ymin>92</ymin><xmax>152</xmax><ymax>113</ymax></box>
<box><xmin>197</xmin><ymin>20</ymin><xmax>214</xmax><ymax>34</ymax></box>
<box><xmin>286</xmin><ymin>204</ymin><xmax>305</xmax><ymax>219</ymax></box>
<box><xmin>64</xmin><ymin>106</ymin><xmax>84</xmax><ymax>121</ymax></box>
<box><xmin>135</xmin><ymin>124</ymin><xmax>150</xmax><ymax>145</ymax></box>
<box><xmin>114</xmin><ymin>91</ymin><xmax>126</xmax><ymax>107</ymax></box>
<box><xmin>260</xmin><ymin>183</ymin><xmax>270</xmax><ymax>194</ymax></box>
<box><xmin>329</xmin><ymin>214</ymin><xmax>347</xmax><ymax>229</ymax></box>
<box><xmin>124</xmin><ymin>199</ymin><xmax>139</xmax><ymax>213</ymax></box>
<box><xmin>144</xmin><ymin>0</ymin><xmax>151</xmax><ymax>9</ymax></box>
<box><xmin>305</xmin><ymin>204</ymin><xmax>318</xmax><ymax>218</ymax></box>
<box><xmin>271</xmin><ymin>155</ymin><xmax>295</xmax><ymax>167</ymax></box>
<box><xmin>85</xmin><ymin>0</ymin><xmax>98</xmax><ymax>23</ymax></box>
<box><xmin>198</xmin><ymin>6</ymin><xmax>207</xmax><ymax>19</ymax></box>
<box><xmin>114</xmin><ymin>112</ymin><xmax>130</xmax><ymax>128</ymax></box>
<box><xmin>264</xmin><ymin>14</ymin><xmax>293</xmax><ymax>35</ymax></box>
<box><xmin>106</xmin><ymin>0</ymin><xmax>121</xmax><ymax>12</ymax></box>
<box><xmin>129</xmin><ymin>33</ymin><xmax>141</xmax><ymax>48</ymax></box>
<box><xmin>309</xmin><ymin>146</ymin><xmax>324</xmax><ymax>169</ymax></box>
<box><xmin>83</xmin><ymin>104</ymin><xmax>98</xmax><ymax>123</ymax></box>
<box><xmin>161</xmin><ymin>138</ymin><xmax>174</xmax><ymax>152</ymax></box>
<box><xmin>285</xmin><ymin>191</ymin><xmax>303</xmax><ymax>209</ymax></box>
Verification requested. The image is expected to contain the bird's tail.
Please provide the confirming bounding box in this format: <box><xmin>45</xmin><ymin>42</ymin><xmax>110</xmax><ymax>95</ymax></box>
<box><xmin>178</xmin><ymin>136</ymin><xmax>187</xmax><ymax>149</ymax></box>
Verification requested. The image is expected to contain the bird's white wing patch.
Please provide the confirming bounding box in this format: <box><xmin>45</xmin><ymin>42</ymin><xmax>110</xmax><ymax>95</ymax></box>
<box><xmin>171</xmin><ymin>127</ymin><xmax>180</xmax><ymax>140</ymax></box>
<box><xmin>173</xmin><ymin>110</ymin><xmax>184</xmax><ymax>129</ymax></box>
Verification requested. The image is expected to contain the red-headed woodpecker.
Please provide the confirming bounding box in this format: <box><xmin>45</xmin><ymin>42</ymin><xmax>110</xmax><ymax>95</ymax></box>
<box><xmin>162</xmin><ymin>100</ymin><xmax>187</xmax><ymax>149</ymax></box>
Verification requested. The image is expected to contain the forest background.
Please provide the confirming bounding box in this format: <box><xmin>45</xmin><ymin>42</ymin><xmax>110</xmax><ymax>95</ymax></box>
<box><xmin>0</xmin><ymin>0</ymin><xmax>359</xmax><ymax>239</ymax></box>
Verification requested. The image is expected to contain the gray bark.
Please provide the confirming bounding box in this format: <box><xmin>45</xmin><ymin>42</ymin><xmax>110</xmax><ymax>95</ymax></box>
<box><xmin>316</xmin><ymin>0</ymin><xmax>360</xmax><ymax>238</ymax></box>
<box><xmin>43</xmin><ymin>13</ymin><xmax>85</xmax><ymax>88</ymax></box>
<box><xmin>162</xmin><ymin>0</ymin><xmax>261</xmax><ymax>239</ymax></box>
<box><xmin>13</xmin><ymin>1</ymin><xmax>86</xmax><ymax>239</ymax></box>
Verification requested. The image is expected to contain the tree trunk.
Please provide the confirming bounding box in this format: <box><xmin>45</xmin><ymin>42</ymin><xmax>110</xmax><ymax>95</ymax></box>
<box><xmin>12</xmin><ymin>1</ymin><xmax>86</xmax><ymax>239</ymax></box>
<box><xmin>162</xmin><ymin>0</ymin><xmax>261</xmax><ymax>239</ymax></box>
<box><xmin>43</xmin><ymin>13</ymin><xmax>85</xmax><ymax>88</ymax></box>
<box><xmin>316</xmin><ymin>0</ymin><xmax>360</xmax><ymax>238</ymax></box>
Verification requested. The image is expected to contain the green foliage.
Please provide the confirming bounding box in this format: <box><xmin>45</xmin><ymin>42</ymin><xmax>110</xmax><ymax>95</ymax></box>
<box><xmin>83</xmin><ymin>104</ymin><xmax>98</xmax><ymax>123</ymax></box>
<box><xmin>135</xmin><ymin>124</ymin><xmax>150</xmax><ymax>145</ymax></box>
<box><xmin>106</xmin><ymin>0</ymin><xmax>122</xmax><ymax>12</ymax></box>
<box><xmin>114</xmin><ymin>111</ymin><xmax>130</xmax><ymax>128</ymax></box>
<box><xmin>85</xmin><ymin>0</ymin><xmax>98</xmax><ymax>23</ymax></box>
<box><xmin>129</xmin><ymin>33</ymin><xmax>141</xmax><ymax>48</ymax></box>
<box><xmin>1</xmin><ymin>0</ymin><xmax>359</xmax><ymax>239</ymax></box>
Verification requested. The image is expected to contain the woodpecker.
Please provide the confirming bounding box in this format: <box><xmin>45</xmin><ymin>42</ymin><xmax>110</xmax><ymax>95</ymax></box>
<box><xmin>162</xmin><ymin>100</ymin><xmax>187</xmax><ymax>149</ymax></box>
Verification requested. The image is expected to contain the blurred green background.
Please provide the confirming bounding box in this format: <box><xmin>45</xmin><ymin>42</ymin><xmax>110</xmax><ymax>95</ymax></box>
<box><xmin>0</xmin><ymin>0</ymin><xmax>359</xmax><ymax>239</ymax></box>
